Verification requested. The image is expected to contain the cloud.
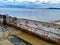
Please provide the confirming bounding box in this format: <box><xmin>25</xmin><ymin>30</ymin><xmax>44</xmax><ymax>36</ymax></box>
<box><xmin>49</xmin><ymin>0</ymin><xmax>60</xmax><ymax>3</ymax></box>
<box><xmin>7</xmin><ymin>0</ymin><xmax>14</xmax><ymax>2</ymax></box>
<box><xmin>0</xmin><ymin>0</ymin><xmax>60</xmax><ymax>3</ymax></box>
<box><xmin>0</xmin><ymin>0</ymin><xmax>14</xmax><ymax>2</ymax></box>
<box><xmin>39</xmin><ymin>0</ymin><xmax>49</xmax><ymax>2</ymax></box>
<box><xmin>0</xmin><ymin>0</ymin><xmax>37</xmax><ymax>2</ymax></box>
<box><xmin>15</xmin><ymin>0</ymin><xmax>37</xmax><ymax>2</ymax></box>
<box><xmin>12</xmin><ymin>0</ymin><xmax>60</xmax><ymax>3</ymax></box>
<box><xmin>0</xmin><ymin>0</ymin><xmax>60</xmax><ymax>8</ymax></box>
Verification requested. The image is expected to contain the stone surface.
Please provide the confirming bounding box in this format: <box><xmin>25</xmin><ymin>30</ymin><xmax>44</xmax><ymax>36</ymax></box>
<box><xmin>0</xmin><ymin>15</ymin><xmax>60</xmax><ymax>44</ymax></box>
<box><xmin>5</xmin><ymin>16</ymin><xmax>60</xmax><ymax>44</ymax></box>
<box><xmin>0</xmin><ymin>25</ymin><xmax>32</xmax><ymax>45</ymax></box>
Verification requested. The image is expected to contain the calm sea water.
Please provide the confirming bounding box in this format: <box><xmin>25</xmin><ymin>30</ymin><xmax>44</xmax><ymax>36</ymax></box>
<box><xmin>0</xmin><ymin>8</ymin><xmax>60</xmax><ymax>22</ymax></box>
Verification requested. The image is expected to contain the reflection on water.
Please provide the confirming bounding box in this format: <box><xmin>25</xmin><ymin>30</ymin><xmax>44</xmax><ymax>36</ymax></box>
<box><xmin>0</xmin><ymin>25</ymin><xmax>32</xmax><ymax>45</ymax></box>
<box><xmin>0</xmin><ymin>24</ymin><xmax>53</xmax><ymax>45</ymax></box>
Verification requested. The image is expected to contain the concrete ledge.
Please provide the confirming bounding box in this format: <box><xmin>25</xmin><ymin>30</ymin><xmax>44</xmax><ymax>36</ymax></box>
<box><xmin>6</xmin><ymin>22</ymin><xmax>60</xmax><ymax>45</ymax></box>
<box><xmin>0</xmin><ymin>15</ymin><xmax>60</xmax><ymax>45</ymax></box>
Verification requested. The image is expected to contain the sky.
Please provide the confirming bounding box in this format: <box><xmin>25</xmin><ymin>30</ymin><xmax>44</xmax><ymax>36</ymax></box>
<box><xmin>0</xmin><ymin>0</ymin><xmax>60</xmax><ymax>3</ymax></box>
<box><xmin>0</xmin><ymin>0</ymin><xmax>60</xmax><ymax>8</ymax></box>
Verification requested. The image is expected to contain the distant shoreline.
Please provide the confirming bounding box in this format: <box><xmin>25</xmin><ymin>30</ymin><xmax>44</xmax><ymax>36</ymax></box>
<box><xmin>0</xmin><ymin>7</ymin><xmax>52</xmax><ymax>9</ymax></box>
<box><xmin>0</xmin><ymin>7</ymin><xmax>60</xmax><ymax>10</ymax></box>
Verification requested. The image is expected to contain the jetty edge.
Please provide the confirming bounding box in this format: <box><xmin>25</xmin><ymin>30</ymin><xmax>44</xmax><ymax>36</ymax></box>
<box><xmin>0</xmin><ymin>14</ymin><xmax>60</xmax><ymax>45</ymax></box>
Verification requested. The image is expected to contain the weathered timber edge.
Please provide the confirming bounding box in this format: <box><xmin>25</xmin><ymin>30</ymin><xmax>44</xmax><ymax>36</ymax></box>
<box><xmin>0</xmin><ymin>15</ymin><xmax>60</xmax><ymax>45</ymax></box>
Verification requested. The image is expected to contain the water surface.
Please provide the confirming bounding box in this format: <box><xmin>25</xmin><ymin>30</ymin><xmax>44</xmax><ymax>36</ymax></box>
<box><xmin>0</xmin><ymin>8</ymin><xmax>60</xmax><ymax>22</ymax></box>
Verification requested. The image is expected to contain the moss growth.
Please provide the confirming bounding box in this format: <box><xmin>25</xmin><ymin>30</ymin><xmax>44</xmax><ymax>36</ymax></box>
<box><xmin>51</xmin><ymin>20</ymin><xmax>60</xmax><ymax>23</ymax></box>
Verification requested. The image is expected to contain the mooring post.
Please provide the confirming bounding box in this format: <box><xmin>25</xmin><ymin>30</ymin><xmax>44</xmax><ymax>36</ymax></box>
<box><xmin>3</xmin><ymin>15</ymin><xmax>6</xmax><ymax>25</ymax></box>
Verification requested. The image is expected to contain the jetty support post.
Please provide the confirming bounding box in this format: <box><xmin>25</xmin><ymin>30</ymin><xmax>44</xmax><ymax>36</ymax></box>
<box><xmin>3</xmin><ymin>15</ymin><xmax>7</xmax><ymax>25</ymax></box>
